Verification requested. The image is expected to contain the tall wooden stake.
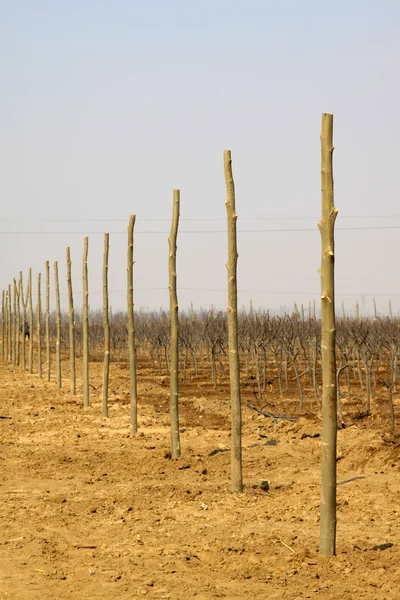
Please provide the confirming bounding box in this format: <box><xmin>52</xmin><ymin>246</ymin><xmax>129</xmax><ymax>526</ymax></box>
<box><xmin>8</xmin><ymin>284</ymin><xmax>13</xmax><ymax>362</ymax></box>
<box><xmin>54</xmin><ymin>261</ymin><xmax>62</xmax><ymax>388</ymax></box>
<box><xmin>224</xmin><ymin>150</ymin><xmax>243</xmax><ymax>494</ymax></box>
<box><xmin>20</xmin><ymin>272</ymin><xmax>28</xmax><ymax>370</ymax></box>
<box><xmin>28</xmin><ymin>269</ymin><xmax>33</xmax><ymax>373</ymax></box>
<box><xmin>169</xmin><ymin>190</ymin><xmax>181</xmax><ymax>459</ymax></box>
<box><xmin>12</xmin><ymin>281</ymin><xmax>16</xmax><ymax>366</ymax></box>
<box><xmin>1</xmin><ymin>290</ymin><xmax>4</xmax><ymax>358</ymax></box>
<box><xmin>127</xmin><ymin>215</ymin><xmax>138</xmax><ymax>433</ymax></box>
<box><xmin>66</xmin><ymin>247</ymin><xmax>76</xmax><ymax>395</ymax></box>
<box><xmin>82</xmin><ymin>237</ymin><xmax>89</xmax><ymax>407</ymax></box>
<box><xmin>102</xmin><ymin>233</ymin><xmax>110</xmax><ymax>417</ymax></box>
<box><xmin>318</xmin><ymin>113</ymin><xmax>338</xmax><ymax>556</ymax></box>
<box><xmin>13</xmin><ymin>279</ymin><xmax>18</xmax><ymax>366</ymax></box>
<box><xmin>37</xmin><ymin>273</ymin><xmax>42</xmax><ymax>379</ymax></box>
<box><xmin>15</xmin><ymin>279</ymin><xmax>20</xmax><ymax>367</ymax></box>
<box><xmin>45</xmin><ymin>261</ymin><xmax>51</xmax><ymax>381</ymax></box>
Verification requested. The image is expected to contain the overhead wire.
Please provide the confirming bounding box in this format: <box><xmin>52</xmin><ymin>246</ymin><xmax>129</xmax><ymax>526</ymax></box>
<box><xmin>1</xmin><ymin>225</ymin><xmax>400</xmax><ymax>234</ymax></box>
<box><xmin>1</xmin><ymin>213</ymin><xmax>400</xmax><ymax>223</ymax></box>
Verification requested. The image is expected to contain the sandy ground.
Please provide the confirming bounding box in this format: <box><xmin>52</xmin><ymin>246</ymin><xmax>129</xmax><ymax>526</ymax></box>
<box><xmin>1</xmin><ymin>356</ymin><xmax>400</xmax><ymax>599</ymax></box>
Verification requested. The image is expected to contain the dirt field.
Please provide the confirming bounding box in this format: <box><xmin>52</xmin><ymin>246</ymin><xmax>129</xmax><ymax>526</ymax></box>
<box><xmin>1</xmin><ymin>357</ymin><xmax>400</xmax><ymax>599</ymax></box>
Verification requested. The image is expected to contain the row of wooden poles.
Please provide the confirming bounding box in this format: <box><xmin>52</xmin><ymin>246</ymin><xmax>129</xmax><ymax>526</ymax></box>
<box><xmin>1</xmin><ymin>115</ymin><xmax>338</xmax><ymax>556</ymax></box>
<box><xmin>1</xmin><ymin>159</ymin><xmax>240</xmax><ymax>484</ymax></box>
<box><xmin>1</xmin><ymin>223</ymin><xmax>138</xmax><ymax>421</ymax></box>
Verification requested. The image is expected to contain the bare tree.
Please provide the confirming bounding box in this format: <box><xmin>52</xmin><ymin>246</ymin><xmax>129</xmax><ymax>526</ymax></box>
<box><xmin>319</xmin><ymin>113</ymin><xmax>338</xmax><ymax>556</ymax></box>
<box><xmin>169</xmin><ymin>190</ymin><xmax>181</xmax><ymax>459</ymax></box>
<box><xmin>224</xmin><ymin>149</ymin><xmax>243</xmax><ymax>494</ymax></box>
<box><xmin>37</xmin><ymin>273</ymin><xmax>42</xmax><ymax>379</ymax></box>
<box><xmin>82</xmin><ymin>237</ymin><xmax>89</xmax><ymax>407</ymax></box>
<box><xmin>127</xmin><ymin>215</ymin><xmax>138</xmax><ymax>433</ymax></box>
<box><xmin>102</xmin><ymin>233</ymin><xmax>110</xmax><ymax>417</ymax></box>
<box><xmin>45</xmin><ymin>261</ymin><xmax>51</xmax><ymax>381</ymax></box>
<box><xmin>66</xmin><ymin>247</ymin><xmax>76</xmax><ymax>394</ymax></box>
<box><xmin>54</xmin><ymin>261</ymin><xmax>62</xmax><ymax>388</ymax></box>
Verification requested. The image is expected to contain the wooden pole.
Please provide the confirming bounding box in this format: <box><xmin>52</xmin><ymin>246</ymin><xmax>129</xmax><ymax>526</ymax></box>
<box><xmin>318</xmin><ymin>113</ymin><xmax>338</xmax><ymax>556</ymax></box>
<box><xmin>82</xmin><ymin>237</ymin><xmax>89</xmax><ymax>407</ymax></box>
<box><xmin>127</xmin><ymin>215</ymin><xmax>138</xmax><ymax>433</ymax></box>
<box><xmin>168</xmin><ymin>190</ymin><xmax>181</xmax><ymax>459</ymax></box>
<box><xmin>54</xmin><ymin>261</ymin><xmax>62</xmax><ymax>388</ymax></box>
<box><xmin>37</xmin><ymin>273</ymin><xmax>42</xmax><ymax>379</ymax></box>
<box><xmin>13</xmin><ymin>279</ymin><xmax>18</xmax><ymax>366</ymax></box>
<box><xmin>102</xmin><ymin>233</ymin><xmax>110</xmax><ymax>417</ymax></box>
<box><xmin>7</xmin><ymin>288</ymin><xmax>11</xmax><ymax>362</ymax></box>
<box><xmin>28</xmin><ymin>269</ymin><xmax>33</xmax><ymax>373</ymax></box>
<box><xmin>11</xmin><ymin>282</ymin><xmax>16</xmax><ymax>365</ymax></box>
<box><xmin>66</xmin><ymin>247</ymin><xmax>76</xmax><ymax>395</ymax></box>
<box><xmin>45</xmin><ymin>261</ymin><xmax>51</xmax><ymax>381</ymax></box>
<box><xmin>224</xmin><ymin>150</ymin><xmax>243</xmax><ymax>494</ymax></box>
<box><xmin>16</xmin><ymin>279</ymin><xmax>21</xmax><ymax>367</ymax></box>
<box><xmin>1</xmin><ymin>290</ymin><xmax>4</xmax><ymax>358</ymax></box>
<box><xmin>6</xmin><ymin>289</ymin><xmax>10</xmax><ymax>361</ymax></box>
<box><xmin>20</xmin><ymin>272</ymin><xmax>28</xmax><ymax>370</ymax></box>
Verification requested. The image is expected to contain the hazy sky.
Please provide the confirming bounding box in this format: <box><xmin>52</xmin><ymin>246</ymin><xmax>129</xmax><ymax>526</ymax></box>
<box><xmin>1</xmin><ymin>1</ymin><xmax>400</xmax><ymax>316</ymax></box>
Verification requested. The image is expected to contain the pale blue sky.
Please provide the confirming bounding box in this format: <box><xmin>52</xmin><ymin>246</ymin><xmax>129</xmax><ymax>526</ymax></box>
<box><xmin>1</xmin><ymin>1</ymin><xmax>400</xmax><ymax>314</ymax></box>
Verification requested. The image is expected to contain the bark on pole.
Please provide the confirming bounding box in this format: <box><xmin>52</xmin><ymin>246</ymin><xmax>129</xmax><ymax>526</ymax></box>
<box><xmin>13</xmin><ymin>279</ymin><xmax>18</xmax><ymax>366</ymax></box>
<box><xmin>28</xmin><ymin>269</ymin><xmax>33</xmax><ymax>373</ymax></box>
<box><xmin>6</xmin><ymin>289</ymin><xmax>10</xmax><ymax>361</ymax></box>
<box><xmin>318</xmin><ymin>113</ymin><xmax>338</xmax><ymax>556</ymax></box>
<box><xmin>15</xmin><ymin>279</ymin><xmax>20</xmax><ymax>367</ymax></box>
<box><xmin>45</xmin><ymin>261</ymin><xmax>51</xmax><ymax>381</ymax></box>
<box><xmin>82</xmin><ymin>237</ymin><xmax>89</xmax><ymax>407</ymax></box>
<box><xmin>224</xmin><ymin>150</ymin><xmax>243</xmax><ymax>494</ymax></box>
<box><xmin>37</xmin><ymin>273</ymin><xmax>42</xmax><ymax>379</ymax></box>
<box><xmin>1</xmin><ymin>290</ymin><xmax>4</xmax><ymax>358</ymax></box>
<box><xmin>168</xmin><ymin>190</ymin><xmax>181</xmax><ymax>459</ymax></box>
<box><xmin>127</xmin><ymin>215</ymin><xmax>138</xmax><ymax>433</ymax></box>
<box><xmin>66</xmin><ymin>247</ymin><xmax>76</xmax><ymax>395</ymax></box>
<box><xmin>102</xmin><ymin>233</ymin><xmax>110</xmax><ymax>417</ymax></box>
<box><xmin>20</xmin><ymin>272</ymin><xmax>27</xmax><ymax>370</ymax></box>
<box><xmin>8</xmin><ymin>284</ymin><xmax>13</xmax><ymax>362</ymax></box>
<box><xmin>12</xmin><ymin>281</ymin><xmax>16</xmax><ymax>366</ymax></box>
<box><xmin>54</xmin><ymin>261</ymin><xmax>62</xmax><ymax>388</ymax></box>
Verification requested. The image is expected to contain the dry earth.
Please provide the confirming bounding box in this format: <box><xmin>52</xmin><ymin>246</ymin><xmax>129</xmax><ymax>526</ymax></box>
<box><xmin>1</xmin><ymin>357</ymin><xmax>400</xmax><ymax>599</ymax></box>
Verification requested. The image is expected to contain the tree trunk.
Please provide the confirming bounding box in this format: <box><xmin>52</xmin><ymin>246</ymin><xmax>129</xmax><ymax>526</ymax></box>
<box><xmin>127</xmin><ymin>215</ymin><xmax>138</xmax><ymax>433</ymax></box>
<box><xmin>15</xmin><ymin>279</ymin><xmax>20</xmax><ymax>367</ymax></box>
<box><xmin>14</xmin><ymin>279</ymin><xmax>20</xmax><ymax>367</ymax></box>
<box><xmin>312</xmin><ymin>342</ymin><xmax>320</xmax><ymax>402</ymax></box>
<box><xmin>28</xmin><ymin>270</ymin><xmax>33</xmax><ymax>373</ymax></box>
<box><xmin>1</xmin><ymin>290</ymin><xmax>5</xmax><ymax>359</ymax></box>
<box><xmin>168</xmin><ymin>190</ymin><xmax>181</xmax><ymax>459</ymax></box>
<box><xmin>37</xmin><ymin>273</ymin><xmax>42</xmax><ymax>379</ymax></box>
<box><xmin>8</xmin><ymin>285</ymin><xmax>12</xmax><ymax>363</ymax></box>
<box><xmin>82</xmin><ymin>237</ymin><xmax>89</xmax><ymax>407</ymax></box>
<box><xmin>54</xmin><ymin>261</ymin><xmax>62</xmax><ymax>388</ymax></box>
<box><xmin>224</xmin><ymin>149</ymin><xmax>243</xmax><ymax>494</ymax></box>
<box><xmin>102</xmin><ymin>233</ymin><xmax>110</xmax><ymax>417</ymax></box>
<box><xmin>12</xmin><ymin>280</ymin><xmax>17</xmax><ymax>366</ymax></box>
<box><xmin>66</xmin><ymin>247</ymin><xmax>76</xmax><ymax>395</ymax></box>
<box><xmin>318</xmin><ymin>113</ymin><xmax>338</xmax><ymax>556</ymax></box>
<box><xmin>45</xmin><ymin>261</ymin><xmax>51</xmax><ymax>381</ymax></box>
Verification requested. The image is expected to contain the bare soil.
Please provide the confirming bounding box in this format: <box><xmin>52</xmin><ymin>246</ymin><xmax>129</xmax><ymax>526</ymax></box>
<box><xmin>1</xmin><ymin>356</ymin><xmax>400</xmax><ymax>599</ymax></box>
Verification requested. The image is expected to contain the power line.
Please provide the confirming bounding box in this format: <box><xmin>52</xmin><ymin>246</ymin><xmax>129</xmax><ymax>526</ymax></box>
<box><xmin>1</xmin><ymin>214</ymin><xmax>400</xmax><ymax>223</ymax></box>
<box><xmin>55</xmin><ymin>288</ymin><xmax>400</xmax><ymax>297</ymax></box>
<box><xmin>2</xmin><ymin>225</ymin><xmax>400</xmax><ymax>234</ymax></box>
